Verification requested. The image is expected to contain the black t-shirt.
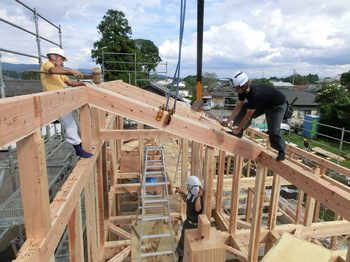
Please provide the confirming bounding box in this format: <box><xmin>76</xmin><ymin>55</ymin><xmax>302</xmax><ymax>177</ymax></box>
<box><xmin>238</xmin><ymin>82</ymin><xmax>286</xmax><ymax>110</ymax></box>
<box><xmin>186</xmin><ymin>194</ymin><xmax>202</xmax><ymax>222</ymax></box>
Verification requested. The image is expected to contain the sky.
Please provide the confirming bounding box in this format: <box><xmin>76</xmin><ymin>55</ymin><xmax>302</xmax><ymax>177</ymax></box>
<box><xmin>1</xmin><ymin>0</ymin><xmax>350</xmax><ymax>79</ymax></box>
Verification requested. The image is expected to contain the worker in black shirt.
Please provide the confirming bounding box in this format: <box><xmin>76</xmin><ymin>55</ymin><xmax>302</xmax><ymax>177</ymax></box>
<box><xmin>221</xmin><ymin>71</ymin><xmax>287</xmax><ymax>161</ymax></box>
<box><xmin>175</xmin><ymin>176</ymin><xmax>204</xmax><ymax>262</ymax></box>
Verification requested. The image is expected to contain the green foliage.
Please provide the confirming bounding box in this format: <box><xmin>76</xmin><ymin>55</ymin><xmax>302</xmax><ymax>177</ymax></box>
<box><xmin>253</xmin><ymin>78</ymin><xmax>275</xmax><ymax>87</ymax></box>
<box><xmin>91</xmin><ymin>10</ymin><xmax>161</xmax><ymax>84</ymax></box>
<box><xmin>269</xmin><ymin>73</ymin><xmax>319</xmax><ymax>84</ymax></box>
<box><xmin>21</xmin><ymin>71</ymin><xmax>40</xmax><ymax>80</ymax></box>
<box><xmin>315</xmin><ymin>81</ymin><xmax>350</xmax><ymax>139</ymax></box>
<box><xmin>203</xmin><ymin>72</ymin><xmax>217</xmax><ymax>90</ymax></box>
<box><xmin>340</xmin><ymin>71</ymin><xmax>350</xmax><ymax>91</ymax></box>
<box><xmin>134</xmin><ymin>39</ymin><xmax>162</xmax><ymax>73</ymax></box>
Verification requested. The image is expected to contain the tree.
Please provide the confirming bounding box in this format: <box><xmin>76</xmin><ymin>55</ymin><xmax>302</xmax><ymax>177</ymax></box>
<box><xmin>340</xmin><ymin>71</ymin><xmax>350</xmax><ymax>91</ymax></box>
<box><xmin>134</xmin><ymin>39</ymin><xmax>162</xmax><ymax>86</ymax></box>
<box><xmin>203</xmin><ymin>72</ymin><xmax>217</xmax><ymax>91</ymax></box>
<box><xmin>315</xmin><ymin>81</ymin><xmax>350</xmax><ymax>139</ymax></box>
<box><xmin>91</xmin><ymin>10</ymin><xmax>161</xmax><ymax>84</ymax></box>
<box><xmin>253</xmin><ymin>78</ymin><xmax>275</xmax><ymax>87</ymax></box>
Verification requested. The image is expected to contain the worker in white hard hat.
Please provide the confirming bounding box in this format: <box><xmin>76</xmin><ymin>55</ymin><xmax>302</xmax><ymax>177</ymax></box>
<box><xmin>40</xmin><ymin>47</ymin><xmax>93</xmax><ymax>158</ymax></box>
<box><xmin>221</xmin><ymin>71</ymin><xmax>287</xmax><ymax>161</ymax></box>
<box><xmin>175</xmin><ymin>176</ymin><xmax>204</xmax><ymax>261</ymax></box>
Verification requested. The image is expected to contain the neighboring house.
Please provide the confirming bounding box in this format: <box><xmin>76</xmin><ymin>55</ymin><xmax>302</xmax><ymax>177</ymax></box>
<box><xmin>202</xmin><ymin>92</ymin><xmax>212</xmax><ymax>110</ymax></box>
<box><xmin>155</xmin><ymin>79</ymin><xmax>189</xmax><ymax>97</ymax></box>
<box><xmin>141</xmin><ymin>82</ymin><xmax>190</xmax><ymax>107</ymax></box>
<box><xmin>279</xmin><ymin>89</ymin><xmax>319</xmax><ymax>125</ymax></box>
<box><xmin>2</xmin><ymin>79</ymin><xmax>43</xmax><ymax>97</ymax></box>
<box><xmin>271</xmin><ymin>81</ymin><xmax>294</xmax><ymax>90</ymax></box>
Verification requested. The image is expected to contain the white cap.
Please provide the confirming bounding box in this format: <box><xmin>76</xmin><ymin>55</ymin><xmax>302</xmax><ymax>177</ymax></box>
<box><xmin>230</xmin><ymin>71</ymin><xmax>248</xmax><ymax>88</ymax></box>
<box><xmin>47</xmin><ymin>47</ymin><xmax>67</xmax><ymax>61</ymax></box>
<box><xmin>185</xmin><ymin>176</ymin><xmax>200</xmax><ymax>186</ymax></box>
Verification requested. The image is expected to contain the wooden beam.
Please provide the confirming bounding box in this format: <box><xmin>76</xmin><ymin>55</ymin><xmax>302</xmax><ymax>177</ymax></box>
<box><xmin>0</xmin><ymin>87</ymin><xmax>88</xmax><ymax>148</ymax></box>
<box><xmin>108</xmin><ymin>223</ymin><xmax>131</xmax><ymax>240</ymax></box>
<box><xmin>87</xmin><ymin>85</ymin><xmax>263</xmax><ymax>160</ymax></box>
<box><xmin>260</xmin><ymin>150</ymin><xmax>350</xmax><ymax>221</ymax></box>
<box><xmin>100</xmin><ymin>129</ymin><xmax>179</xmax><ymax>140</ymax></box>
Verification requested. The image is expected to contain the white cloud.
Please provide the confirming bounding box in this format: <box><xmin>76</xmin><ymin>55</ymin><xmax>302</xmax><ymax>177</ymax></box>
<box><xmin>1</xmin><ymin>0</ymin><xmax>350</xmax><ymax>79</ymax></box>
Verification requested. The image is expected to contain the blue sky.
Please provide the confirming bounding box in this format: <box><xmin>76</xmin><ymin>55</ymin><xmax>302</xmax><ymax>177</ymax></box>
<box><xmin>1</xmin><ymin>0</ymin><xmax>350</xmax><ymax>79</ymax></box>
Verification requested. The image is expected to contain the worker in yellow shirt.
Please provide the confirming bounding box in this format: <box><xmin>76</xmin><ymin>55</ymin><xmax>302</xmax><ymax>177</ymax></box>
<box><xmin>41</xmin><ymin>47</ymin><xmax>93</xmax><ymax>158</ymax></box>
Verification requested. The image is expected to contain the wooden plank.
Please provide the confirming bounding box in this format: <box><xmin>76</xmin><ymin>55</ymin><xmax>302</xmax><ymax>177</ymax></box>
<box><xmin>107</xmin><ymin>245</ymin><xmax>131</xmax><ymax>262</ymax></box>
<box><xmin>108</xmin><ymin>222</ymin><xmax>131</xmax><ymax>240</ymax></box>
<box><xmin>312</xmin><ymin>147</ymin><xmax>345</xmax><ymax>162</ymax></box>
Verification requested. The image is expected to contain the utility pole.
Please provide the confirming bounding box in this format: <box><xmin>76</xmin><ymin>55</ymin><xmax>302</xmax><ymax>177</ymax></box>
<box><xmin>196</xmin><ymin>0</ymin><xmax>204</xmax><ymax>102</ymax></box>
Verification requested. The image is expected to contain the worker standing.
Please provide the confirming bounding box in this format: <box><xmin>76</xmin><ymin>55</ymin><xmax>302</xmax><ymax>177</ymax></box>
<box><xmin>40</xmin><ymin>48</ymin><xmax>93</xmax><ymax>158</ymax></box>
<box><xmin>220</xmin><ymin>71</ymin><xmax>287</xmax><ymax>161</ymax></box>
<box><xmin>175</xmin><ymin>176</ymin><xmax>204</xmax><ymax>262</ymax></box>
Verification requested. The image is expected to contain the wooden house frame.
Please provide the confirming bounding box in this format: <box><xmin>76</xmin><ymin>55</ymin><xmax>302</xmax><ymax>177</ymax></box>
<box><xmin>1</xmin><ymin>80</ymin><xmax>350</xmax><ymax>261</ymax></box>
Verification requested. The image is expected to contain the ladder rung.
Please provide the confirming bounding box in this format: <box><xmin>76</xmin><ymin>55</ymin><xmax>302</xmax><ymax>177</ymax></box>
<box><xmin>141</xmin><ymin>215</ymin><xmax>170</xmax><ymax>221</ymax></box>
<box><xmin>140</xmin><ymin>250</ymin><xmax>173</xmax><ymax>258</ymax></box>
<box><xmin>141</xmin><ymin>233</ymin><xmax>171</xmax><ymax>239</ymax></box>
<box><xmin>144</xmin><ymin>171</ymin><xmax>164</xmax><ymax>175</ymax></box>
<box><xmin>145</xmin><ymin>146</ymin><xmax>164</xmax><ymax>151</ymax></box>
<box><xmin>146</xmin><ymin>159</ymin><xmax>162</xmax><ymax>163</ymax></box>
<box><xmin>139</xmin><ymin>204</ymin><xmax>164</xmax><ymax>209</ymax></box>
<box><xmin>145</xmin><ymin>165</ymin><xmax>164</xmax><ymax>170</ymax></box>
<box><xmin>143</xmin><ymin>198</ymin><xmax>168</xmax><ymax>204</ymax></box>
<box><xmin>144</xmin><ymin>182</ymin><xmax>166</xmax><ymax>187</ymax></box>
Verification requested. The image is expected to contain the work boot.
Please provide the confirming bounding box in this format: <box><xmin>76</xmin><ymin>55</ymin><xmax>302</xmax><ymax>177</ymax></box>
<box><xmin>73</xmin><ymin>144</ymin><xmax>93</xmax><ymax>158</ymax></box>
<box><xmin>276</xmin><ymin>150</ymin><xmax>285</xmax><ymax>161</ymax></box>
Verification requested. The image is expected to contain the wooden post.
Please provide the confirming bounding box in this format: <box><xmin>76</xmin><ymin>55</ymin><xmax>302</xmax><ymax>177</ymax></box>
<box><xmin>191</xmin><ymin>141</ymin><xmax>201</xmax><ymax>178</ymax></box>
<box><xmin>184</xmin><ymin>215</ymin><xmax>226</xmax><ymax>262</ymax></box>
<box><xmin>203</xmin><ymin>146</ymin><xmax>215</xmax><ymax>219</ymax></box>
<box><xmin>228</xmin><ymin>155</ymin><xmax>243</xmax><ymax>236</ymax></box>
<box><xmin>304</xmin><ymin>194</ymin><xmax>316</xmax><ymax>227</ymax></box>
<box><xmin>248</xmin><ymin>164</ymin><xmax>268</xmax><ymax>262</ymax></box>
<box><xmin>16</xmin><ymin>130</ymin><xmax>51</xmax><ymax>239</ymax></box>
<box><xmin>16</xmin><ymin>129</ymin><xmax>53</xmax><ymax>261</ymax></box>
<box><xmin>85</xmin><ymin>173</ymin><xmax>98</xmax><ymax>261</ymax></box>
<box><xmin>265</xmin><ymin>173</ymin><xmax>281</xmax><ymax>254</ymax></box>
<box><xmin>215</xmin><ymin>150</ymin><xmax>226</xmax><ymax>214</ymax></box>
<box><xmin>246</xmin><ymin>187</ymin><xmax>253</xmax><ymax>222</ymax></box>
<box><xmin>68</xmin><ymin>200</ymin><xmax>84</xmax><ymax>262</ymax></box>
<box><xmin>180</xmin><ymin>139</ymin><xmax>189</xmax><ymax>219</ymax></box>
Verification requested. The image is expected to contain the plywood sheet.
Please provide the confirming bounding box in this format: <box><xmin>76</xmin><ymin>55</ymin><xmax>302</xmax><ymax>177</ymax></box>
<box><xmin>261</xmin><ymin>232</ymin><xmax>332</xmax><ymax>262</ymax></box>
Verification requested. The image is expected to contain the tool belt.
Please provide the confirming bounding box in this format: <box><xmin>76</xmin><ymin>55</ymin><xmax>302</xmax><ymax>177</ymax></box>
<box><xmin>188</xmin><ymin>219</ymin><xmax>198</xmax><ymax>226</ymax></box>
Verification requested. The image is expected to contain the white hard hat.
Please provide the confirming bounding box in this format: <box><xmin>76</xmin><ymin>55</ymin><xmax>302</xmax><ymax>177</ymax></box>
<box><xmin>230</xmin><ymin>71</ymin><xmax>248</xmax><ymax>88</ymax></box>
<box><xmin>47</xmin><ymin>47</ymin><xmax>67</xmax><ymax>61</ymax></box>
<box><xmin>185</xmin><ymin>176</ymin><xmax>200</xmax><ymax>186</ymax></box>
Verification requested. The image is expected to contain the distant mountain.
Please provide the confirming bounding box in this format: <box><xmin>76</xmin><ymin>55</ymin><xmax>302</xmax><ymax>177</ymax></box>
<box><xmin>2</xmin><ymin>62</ymin><xmax>40</xmax><ymax>72</ymax></box>
<box><xmin>1</xmin><ymin>62</ymin><xmax>91</xmax><ymax>74</ymax></box>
